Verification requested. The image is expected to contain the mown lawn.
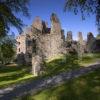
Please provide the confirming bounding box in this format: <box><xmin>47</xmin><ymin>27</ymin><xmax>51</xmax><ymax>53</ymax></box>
<box><xmin>0</xmin><ymin>53</ymin><xmax>99</xmax><ymax>89</ymax></box>
<box><xmin>15</xmin><ymin>53</ymin><xmax>100</xmax><ymax>100</ymax></box>
<box><xmin>17</xmin><ymin>68</ymin><xmax>100</xmax><ymax>100</ymax></box>
<box><xmin>44</xmin><ymin>54</ymin><xmax>80</xmax><ymax>76</ymax></box>
<box><xmin>44</xmin><ymin>53</ymin><xmax>100</xmax><ymax>76</ymax></box>
<box><xmin>0</xmin><ymin>65</ymin><xmax>33</xmax><ymax>89</ymax></box>
<box><xmin>79</xmin><ymin>53</ymin><xmax>100</xmax><ymax>66</ymax></box>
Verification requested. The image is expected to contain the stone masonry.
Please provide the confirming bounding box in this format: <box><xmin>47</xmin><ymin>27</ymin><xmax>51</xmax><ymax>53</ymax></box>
<box><xmin>16</xmin><ymin>13</ymin><xmax>100</xmax><ymax>76</ymax></box>
<box><xmin>30</xmin><ymin>13</ymin><xmax>66</xmax><ymax>75</ymax></box>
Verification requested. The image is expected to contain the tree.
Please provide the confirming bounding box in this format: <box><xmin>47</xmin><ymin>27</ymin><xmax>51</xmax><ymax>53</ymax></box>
<box><xmin>0</xmin><ymin>35</ymin><xmax>15</xmax><ymax>64</ymax></box>
<box><xmin>64</xmin><ymin>0</ymin><xmax>100</xmax><ymax>33</ymax></box>
<box><xmin>0</xmin><ymin>0</ymin><xmax>30</xmax><ymax>37</ymax></box>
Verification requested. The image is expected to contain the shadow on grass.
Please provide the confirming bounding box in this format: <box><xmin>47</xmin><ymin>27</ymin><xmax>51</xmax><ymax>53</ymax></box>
<box><xmin>80</xmin><ymin>53</ymin><xmax>100</xmax><ymax>64</ymax></box>
<box><xmin>44</xmin><ymin>54</ymin><xmax>80</xmax><ymax>76</ymax></box>
<box><xmin>31</xmin><ymin>68</ymin><xmax>100</xmax><ymax>100</ymax></box>
<box><xmin>0</xmin><ymin>65</ymin><xmax>30</xmax><ymax>73</ymax></box>
<box><xmin>0</xmin><ymin>69</ymin><xmax>29</xmax><ymax>81</ymax></box>
<box><xmin>0</xmin><ymin>65</ymin><xmax>32</xmax><ymax>88</ymax></box>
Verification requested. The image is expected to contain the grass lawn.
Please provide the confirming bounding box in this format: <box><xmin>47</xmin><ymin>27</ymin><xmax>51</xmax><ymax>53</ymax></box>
<box><xmin>15</xmin><ymin>53</ymin><xmax>100</xmax><ymax>100</ymax></box>
<box><xmin>0</xmin><ymin>53</ymin><xmax>99</xmax><ymax>89</ymax></box>
<box><xmin>44</xmin><ymin>53</ymin><xmax>100</xmax><ymax>76</ymax></box>
<box><xmin>0</xmin><ymin>65</ymin><xmax>33</xmax><ymax>89</ymax></box>
<box><xmin>18</xmin><ymin>68</ymin><xmax>100</xmax><ymax>100</ymax></box>
<box><xmin>79</xmin><ymin>53</ymin><xmax>100</xmax><ymax>66</ymax></box>
<box><xmin>44</xmin><ymin>54</ymin><xmax>80</xmax><ymax>76</ymax></box>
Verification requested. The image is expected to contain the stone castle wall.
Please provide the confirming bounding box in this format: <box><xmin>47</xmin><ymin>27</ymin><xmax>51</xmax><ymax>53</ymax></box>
<box><xmin>31</xmin><ymin>13</ymin><xmax>66</xmax><ymax>60</ymax></box>
<box><xmin>16</xmin><ymin>13</ymin><xmax>100</xmax><ymax>68</ymax></box>
<box><xmin>16</xmin><ymin>13</ymin><xmax>66</xmax><ymax>66</ymax></box>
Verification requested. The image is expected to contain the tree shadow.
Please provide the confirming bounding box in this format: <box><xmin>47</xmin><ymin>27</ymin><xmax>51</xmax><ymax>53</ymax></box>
<box><xmin>31</xmin><ymin>68</ymin><xmax>100</xmax><ymax>100</ymax></box>
<box><xmin>45</xmin><ymin>54</ymin><xmax>80</xmax><ymax>76</ymax></box>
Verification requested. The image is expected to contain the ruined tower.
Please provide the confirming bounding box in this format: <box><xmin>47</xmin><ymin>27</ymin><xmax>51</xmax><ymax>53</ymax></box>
<box><xmin>49</xmin><ymin>13</ymin><xmax>66</xmax><ymax>58</ymax></box>
<box><xmin>78</xmin><ymin>32</ymin><xmax>84</xmax><ymax>59</ymax></box>
<box><xmin>16</xmin><ymin>13</ymin><xmax>66</xmax><ymax>76</ymax></box>
<box><xmin>31</xmin><ymin>13</ymin><xmax>66</xmax><ymax>76</ymax></box>
<box><xmin>87</xmin><ymin>32</ymin><xmax>95</xmax><ymax>52</ymax></box>
<box><xmin>66</xmin><ymin>31</ymin><xmax>73</xmax><ymax>43</ymax></box>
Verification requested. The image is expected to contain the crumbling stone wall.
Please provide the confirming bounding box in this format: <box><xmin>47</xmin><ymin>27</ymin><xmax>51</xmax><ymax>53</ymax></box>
<box><xmin>77</xmin><ymin>32</ymin><xmax>84</xmax><ymax>59</ymax></box>
<box><xmin>30</xmin><ymin>13</ymin><xmax>66</xmax><ymax>75</ymax></box>
<box><xmin>87</xmin><ymin>32</ymin><xmax>95</xmax><ymax>53</ymax></box>
<box><xmin>16</xmin><ymin>13</ymin><xmax>99</xmax><ymax>76</ymax></box>
<box><xmin>66</xmin><ymin>31</ymin><xmax>78</xmax><ymax>54</ymax></box>
<box><xmin>31</xmin><ymin>13</ymin><xmax>65</xmax><ymax>59</ymax></box>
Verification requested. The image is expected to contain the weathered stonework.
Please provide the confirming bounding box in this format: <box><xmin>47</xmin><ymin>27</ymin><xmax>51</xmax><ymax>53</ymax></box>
<box><xmin>16</xmin><ymin>13</ymin><xmax>99</xmax><ymax>76</ymax></box>
<box><xmin>78</xmin><ymin>32</ymin><xmax>84</xmax><ymax>59</ymax></box>
<box><xmin>66</xmin><ymin>31</ymin><xmax>78</xmax><ymax>54</ymax></box>
<box><xmin>32</xmin><ymin>55</ymin><xmax>43</xmax><ymax>76</ymax></box>
<box><xmin>87</xmin><ymin>32</ymin><xmax>95</xmax><ymax>53</ymax></box>
<box><xmin>30</xmin><ymin>13</ymin><xmax>66</xmax><ymax>75</ymax></box>
<box><xmin>31</xmin><ymin>13</ymin><xmax>66</xmax><ymax>60</ymax></box>
<box><xmin>66</xmin><ymin>31</ymin><xmax>73</xmax><ymax>42</ymax></box>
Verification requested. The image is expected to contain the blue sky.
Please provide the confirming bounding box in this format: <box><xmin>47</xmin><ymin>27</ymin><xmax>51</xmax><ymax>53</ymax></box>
<box><xmin>13</xmin><ymin>0</ymin><xmax>98</xmax><ymax>40</ymax></box>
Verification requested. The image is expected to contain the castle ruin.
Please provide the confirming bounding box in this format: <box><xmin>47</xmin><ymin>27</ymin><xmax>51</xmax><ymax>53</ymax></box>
<box><xmin>16</xmin><ymin>13</ymin><xmax>100</xmax><ymax>76</ymax></box>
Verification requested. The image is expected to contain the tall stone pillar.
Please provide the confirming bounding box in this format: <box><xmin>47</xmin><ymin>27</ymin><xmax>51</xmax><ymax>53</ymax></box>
<box><xmin>49</xmin><ymin>13</ymin><xmax>66</xmax><ymax>57</ymax></box>
<box><xmin>31</xmin><ymin>17</ymin><xmax>44</xmax><ymax>76</ymax></box>
<box><xmin>78</xmin><ymin>32</ymin><xmax>84</xmax><ymax>59</ymax></box>
<box><xmin>66</xmin><ymin>31</ymin><xmax>73</xmax><ymax>43</ymax></box>
<box><xmin>50</xmin><ymin>13</ymin><xmax>61</xmax><ymax>34</ymax></box>
<box><xmin>87</xmin><ymin>32</ymin><xmax>95</xmax><ymax>53</ymax></box>
<box><xmin>32</xmin><ymin>55</ymin><xmax>43</xmax><ymax>76</ymax></box>
<box><xmin>32</xmin><ymin>16</ymin><xmax>43</xmax><ymax>32</ymax></box>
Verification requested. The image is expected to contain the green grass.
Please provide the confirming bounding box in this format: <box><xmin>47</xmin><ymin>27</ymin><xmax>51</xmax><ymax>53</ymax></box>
<box><xmin>0</xmin><ymin>65</ymin><xmax>34</xmax><ymax>89</ymax></box>
<box><xmin>79</xmin><ymin>53</ymin><xmax>100</xmax><ymax>66</ymax></box>
<box><xmin>44</xmin><ymin>53</ymin><xmax>100</xmax><ymax>76</ymax></box>
<box><xmin>0</xmin><ymin>53</ymin><xmax>99</xmax><ymax>91</ymax></box>
<box><xmin>17</xmin><ymin>68</ymin><xmax>100</xmax><ymax>100</ymax></box>
<box><xmin>15</xmin><ymin>53</ymin><xmax>100</xmax><ymax>100</ymax></box>
<box><xmin>44</xmin><ymin>54</ymin><xmax>80</xmax><ymax>76</ymax></box>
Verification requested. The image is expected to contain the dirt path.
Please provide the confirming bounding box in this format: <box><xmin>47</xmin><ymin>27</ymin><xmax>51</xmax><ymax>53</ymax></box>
<box><xmin>0</xmin><ymin>63</ymin><xmax>100</xmax><ymax>100</ymax></box>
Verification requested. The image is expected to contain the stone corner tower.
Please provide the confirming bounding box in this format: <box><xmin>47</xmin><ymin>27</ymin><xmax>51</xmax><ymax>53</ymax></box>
<box><xmin>50</xmin><ymin>13</ymin><xmax>61</xmax><ymax>34</ymax></box>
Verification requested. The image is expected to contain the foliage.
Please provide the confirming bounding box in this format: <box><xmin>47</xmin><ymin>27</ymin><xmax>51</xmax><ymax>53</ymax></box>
<box><xmin>0</xmin><ymin>35</ymin><xmax>15</xmax><ymax>64</ymax></box>
<box><xmin>0</xmin><ymin>0</ymin><xmax>30</xmax><ymax>37</ymax></box>
<box><xmin>64</xmin><ymin>0</ymin><xmax>100</xmax><ymax>33</ymax></box>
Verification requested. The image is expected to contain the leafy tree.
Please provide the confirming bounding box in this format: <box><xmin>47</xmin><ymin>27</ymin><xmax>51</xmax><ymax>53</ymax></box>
<box><xmin>0</xmin><ymin>0</ymin><xmax>30</xmax><ymax>37</ymax></box>
<box><xmin>64</xmin><ymin>0</ymin><xmax>100</xmax><ymax>33</ymax></box>
<box><xmin>0</xmin><ymin>35</ymin><xmax>15</xmax><ymax>64</ymax></box>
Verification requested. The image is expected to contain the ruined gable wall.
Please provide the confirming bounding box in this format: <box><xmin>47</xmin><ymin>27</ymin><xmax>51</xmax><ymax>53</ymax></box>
<box><xmin>31</xmin><ymin>13</ymin><xmax>66</xmax><ymax>60</ymax></box>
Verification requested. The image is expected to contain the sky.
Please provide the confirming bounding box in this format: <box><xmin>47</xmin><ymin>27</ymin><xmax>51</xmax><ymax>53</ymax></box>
<box><xmin>13</xmin><ymin>0</ymin><xmax>98</xmax><ymax>40</ymax></box>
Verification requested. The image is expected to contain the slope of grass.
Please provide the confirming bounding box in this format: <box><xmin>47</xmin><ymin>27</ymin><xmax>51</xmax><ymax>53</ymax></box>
<box><xmin>15</xmin><ymin>53</ymin><xmax>100</xmax><ymax>100</ymax></box>
<box><xmin>79</xmin><ymin>53</ymin><xmax>100</xmax><ymax>66</ymax></box>
<box><xmin>44</xmin><ymin>54</ymin><xmax>80</xmax><ymax>76</ymax></box>
<box><xmin>17</xmin><ymin>68</ymin><xmax>100</xmax><ymax>100</ymax></box>
<box><xmin>0</xmin><ymin>53</ymin><xmax>99</xmax><ymax>90</ymax></box>
<box><xmin>0</xmin><ymin>65</ymin><xmax>33</xmax><ymax>89</ymax></box>
<box><xmin>44</xmin><ymin>53</ymin><xmax>100</xmax><ymax>76</ymax></box>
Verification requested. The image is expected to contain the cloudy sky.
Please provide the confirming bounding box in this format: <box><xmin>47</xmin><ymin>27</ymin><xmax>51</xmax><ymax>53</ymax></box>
<box><xmin>12</xmin><ymin>0</ymin><xmax>98</xmax><ymax>40</ymax></box>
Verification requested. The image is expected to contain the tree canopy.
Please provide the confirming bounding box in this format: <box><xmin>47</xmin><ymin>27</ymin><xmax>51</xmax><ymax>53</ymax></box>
<box><xmin>0</xmin><ymin>0</ymin><xmax>30</xmax><ymax>37</ymax></box>
<box><xmin>64</xmin><ymin>0</ymin><xmax>100</xmax><ymax>33</ymax></box>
